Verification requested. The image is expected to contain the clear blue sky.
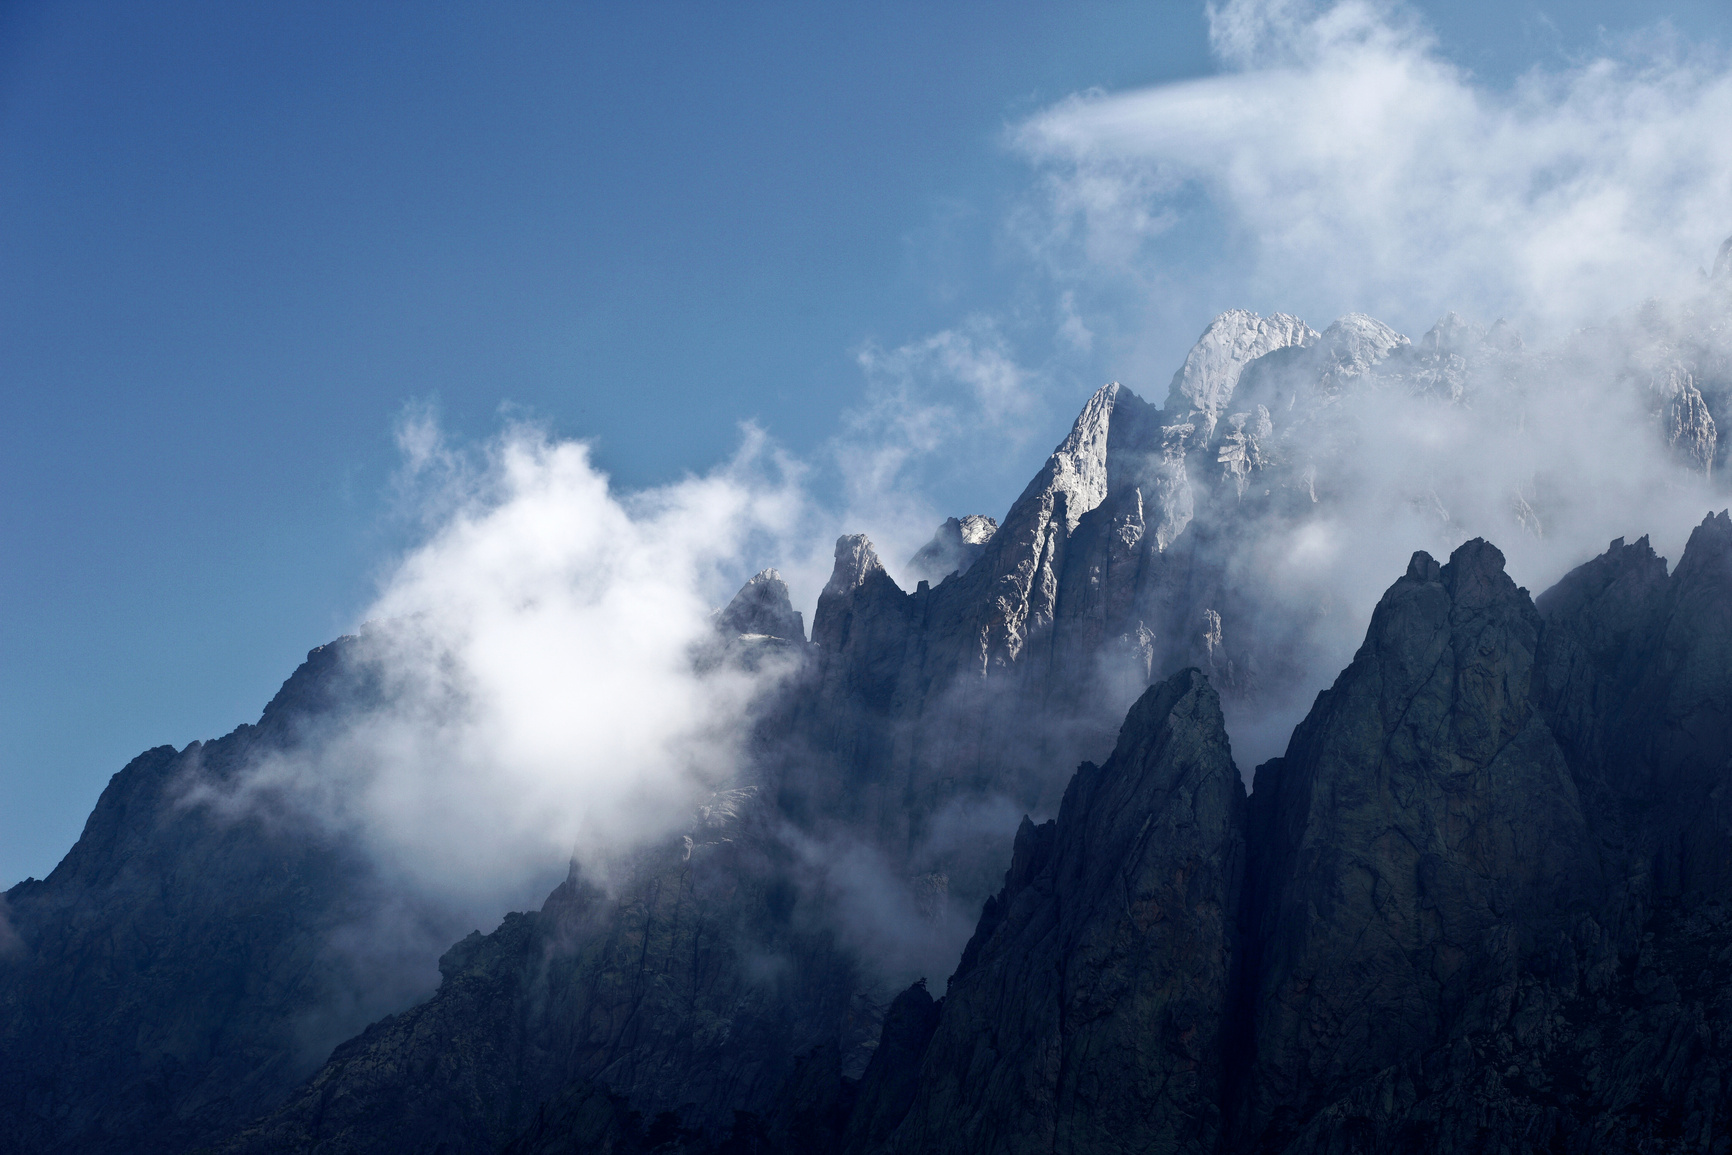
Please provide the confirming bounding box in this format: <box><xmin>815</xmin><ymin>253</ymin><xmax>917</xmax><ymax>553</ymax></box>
<box><xmin>3</xmin><ymin>1</ymin><xmax>1727</xmax><ymax>886</ymax></box>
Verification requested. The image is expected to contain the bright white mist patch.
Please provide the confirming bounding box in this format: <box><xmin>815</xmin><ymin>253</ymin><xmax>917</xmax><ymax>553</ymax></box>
<box><xmin>1017</xmin><ymin>0</ymin><xmax>1732</xmax><ymax>336</ymax></box>
<box><xmin>194</xmin><ymin>418</ymin><xmax>808</xmax><ymax>906</ymax></box>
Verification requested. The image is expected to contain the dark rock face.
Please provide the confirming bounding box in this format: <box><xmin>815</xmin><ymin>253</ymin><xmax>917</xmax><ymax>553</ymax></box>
<box><xmin>1239</xmin><ymin>540</ymin><xmax>1604</xmax><ymax>1148</ymax></box>
<box><xmin>879</xmin><ymin>669</ymin><xmax>1245</xmax><ymax>1155</ymax></box>
<box><xmin>0</xmin><ymin>642</ymin><xmax>428</xmax><ymax>1155</ymax></box>
<box><xmin>838</xmin><ymin>525</ymin><xmax>1732</xmax><ymax>1154</ymax></box>
<box><xmin>838</xmin><ymin>980</ymin><xmax>941</xmax><ymax>1155</ymax></box>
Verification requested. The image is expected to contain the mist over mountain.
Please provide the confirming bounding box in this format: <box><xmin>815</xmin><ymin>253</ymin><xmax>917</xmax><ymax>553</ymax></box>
<box><xmin>6</xmin><ymin>253</ymin><xmax>1732</xmax><ymax>1152</ymax></box>
<box><xmin>8</xmin><ymin>2</ymin><xmax>1732</xmax><ymax>1153</ymax></box>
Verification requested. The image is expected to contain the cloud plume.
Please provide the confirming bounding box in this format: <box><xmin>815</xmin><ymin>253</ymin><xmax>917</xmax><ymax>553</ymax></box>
<box><xmin>189</xmin><ymin>415</ymin><xmax>808</xmax><ymax>907</ymax></box>
<box><xmin>1017</xmin><ymin>0</ymin><xmax>1732</xmax><ymax>337</ymax></box>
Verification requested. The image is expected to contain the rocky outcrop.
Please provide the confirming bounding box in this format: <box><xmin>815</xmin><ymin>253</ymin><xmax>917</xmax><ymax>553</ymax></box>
<box><xmin>1537</xmin><ymin>513</ymin><xmax>1732</xmax><ymax>900</ymax></box>
<box><xmin>1238</xmin><ymin>540</ymin><xmax>1603</xmax><ymax>1148</ymax></box>
<box><xmin>839</xmin><ymin>981</ymin><xmax>942</xmax><ymax>1155</ymax></box>
<box><xmin>0</xmin><ymin>641</ymin><xmax>421</xmax><ymax>1155</ymax></box>
<box><xmin>781</xmin><ymin>310</ymin><xmax>1426</xmax><ymax>917</ymax></box>
<box><xmin>718</xmin><ymin>568</ymin><xmax>807</xmax><ymax>642</ymax></box>
<box><xmin>837</xmin><ymin>527</ymin><xmax>1732</xmax><ymax>1154</ymax></box>
<box><xmin>875</xmin><ymin>669</ymin><xmax>1245</xmax><ymax>1154</ymax></box>
<box><xmin>906</xmin><ymin>516</ymin><xmax>998</xmax><ymax>586</ymax></box>
<box><xmin>1164</xmin><ymin>310</ymin><xmax>1318</xmax><ymax>438</ymax></box>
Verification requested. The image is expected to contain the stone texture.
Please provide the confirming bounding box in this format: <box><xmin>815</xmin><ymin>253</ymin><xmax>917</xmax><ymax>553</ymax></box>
<box><xmin>0</xmin><ymin>641</ymin><xmax>422</xmax><ymax>1155</ymax></box>
<box><xmin>718</xmin><ymin>568</ymin><xmax>807</xmax><ymax>642</ymax></box>
<box><xmin>906</xmin><ymin>515</ymin><xmax>998</xmax><ymax>586</ymax></box>
<box><xmin>834</xmin><ymin>530</ymin><xmax>1732</xmax><ymax>1154</ymax></box>
<box><xmin>1164</xmin><ymin>310</ymin><xmax>1318</xmax><ymax>438</ymax></box>
<box><xmin>872</xmin><ymin>669</ymin><xmax>1245</xmax><ymax>1155</ymax></box>
<box><xmin>1238</xmin><ymin>540</ymin><xmax>1603</xmax><ymax>1149</ymax></box>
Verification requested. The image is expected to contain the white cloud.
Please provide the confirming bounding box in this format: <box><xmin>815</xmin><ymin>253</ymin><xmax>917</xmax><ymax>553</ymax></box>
<box><xmin>185</xmin><ymin>418</ymin><xmax>809</xmax><ymax>905</ymax></box>
<box><xmin>1016</xmin><ymin>0</ymin><xmax>1732</xmax><ymax>337</ymax></box>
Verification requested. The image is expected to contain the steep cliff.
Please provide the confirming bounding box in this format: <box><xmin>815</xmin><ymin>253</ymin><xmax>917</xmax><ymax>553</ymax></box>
<box><xmin>844</xmin><ymin>526</ymin><xmax>1732</xmax><ymax>1154</ymax></box>
<box><xmin>1238</xmin><ymin>540</ymin><xmax>1605</xmax><ymax>1150</ymax></box>
<box><xmin>877</xmin><ymin>669</ymin><xmax>1245</xmax><ymax>1155</ymax></box>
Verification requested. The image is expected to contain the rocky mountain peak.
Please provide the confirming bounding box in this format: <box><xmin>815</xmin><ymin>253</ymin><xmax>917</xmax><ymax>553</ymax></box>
<box><xmin>1441</xmin><ymin>535</ymin><xmax>1519</xmax><ymax>607</ymax></box>
<box><xmin>716</xmin><ymin>568</ymin><xmax>806</xmax><ymax>642</ymax></box>
<box><xmin>1044</xmin><ymin>381</ymin><xmax>1119</xmax><ymax>531</ymax></box>
<box><xmin>1674</xmin><ymin>506</ymin><xmax>1732</xmax><ymax>581</ymax></box>
<box><xmin>1163</xmin><ymin>309</ymin><xmax>1317</xmax><ymax>434</ymax></box>
<box><xmin>1313</xmin><ymin>312</ymin><xmax>1410</xmax><ymax>390</ymax></box>
<box><xmin>823</xmin><ymin>534</ymin><xmax>886</xmax><ymax>598</ymax></box>
<box><xmin>17</xmin><ymin>278</ymin><xmax>1732</xmax><ymax>1155</ymax></box>
<box><xmin>871</xmin><ymin>667</ymin><xmax>1245</xmax><ymax>1154</ymax></box>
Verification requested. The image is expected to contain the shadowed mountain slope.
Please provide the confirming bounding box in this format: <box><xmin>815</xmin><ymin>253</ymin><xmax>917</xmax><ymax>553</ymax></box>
<box><xmin>842</xmin><ymin>527</ymin><xmax>1732</xmax><ymax>1155</ymax></box>
<box><xmin>0</xmin><ymin>642</ymin><xmax>423</xmax><ymax>1155</ymax></box>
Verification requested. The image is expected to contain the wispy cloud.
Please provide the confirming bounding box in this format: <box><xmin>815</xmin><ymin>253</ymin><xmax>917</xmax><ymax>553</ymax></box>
<box><xmin>1016</xmin><ymin>0</ymin><xmax>1732</xmax><ymax>336</ymax></box>
<box><xmin>826</xmin><ymin>319</ymin><xmax>1054</xmax><ymax>584</ymax></box>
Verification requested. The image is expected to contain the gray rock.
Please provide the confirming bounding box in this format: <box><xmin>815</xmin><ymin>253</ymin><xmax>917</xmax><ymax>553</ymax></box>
<box><xmin>876</xmin><ymin>669</ymin><xmax>1245</xmax><ymax>1155</ymax></box>
<box><xmin>718</xmin><ymin>568</ymin><xmax>807</xmax><ymax>642</ymax></box>
<box><xmin>1239</xmin><ymin>539</ymin><xmax>1603</xmax><ymax>1149</ymax></box>
<box><xmin>905</xmin><ymin>515</ymin><xmax>998</xmax><ymax>586</ymax></box>
<box><xmin>1164</xmin><ymin>310</ymin><xmax>1318</xmax><ymax>438</ymax></box>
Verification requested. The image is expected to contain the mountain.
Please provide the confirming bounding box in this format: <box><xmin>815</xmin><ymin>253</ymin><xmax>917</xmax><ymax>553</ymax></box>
<box><xmin>0</xmin><ymin>642</ymin><xmax>431</xmax><ymax>1155</ymax></box>
<box><xmin>4</xmin><ymin>281</ymin><xmax>1732</xmax><ymax>1154</ymax></box>
<box><xmin>843</xmin><ymin>524</ymin><xmax>1732</xmax><ymax>1153</ymax></box>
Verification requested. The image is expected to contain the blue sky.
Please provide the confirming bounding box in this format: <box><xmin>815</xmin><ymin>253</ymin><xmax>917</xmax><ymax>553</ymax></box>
<box><xmin>4</xmin><ymin>0</ymin><xmax>1730</xmax><ymax>886</ymax></box>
